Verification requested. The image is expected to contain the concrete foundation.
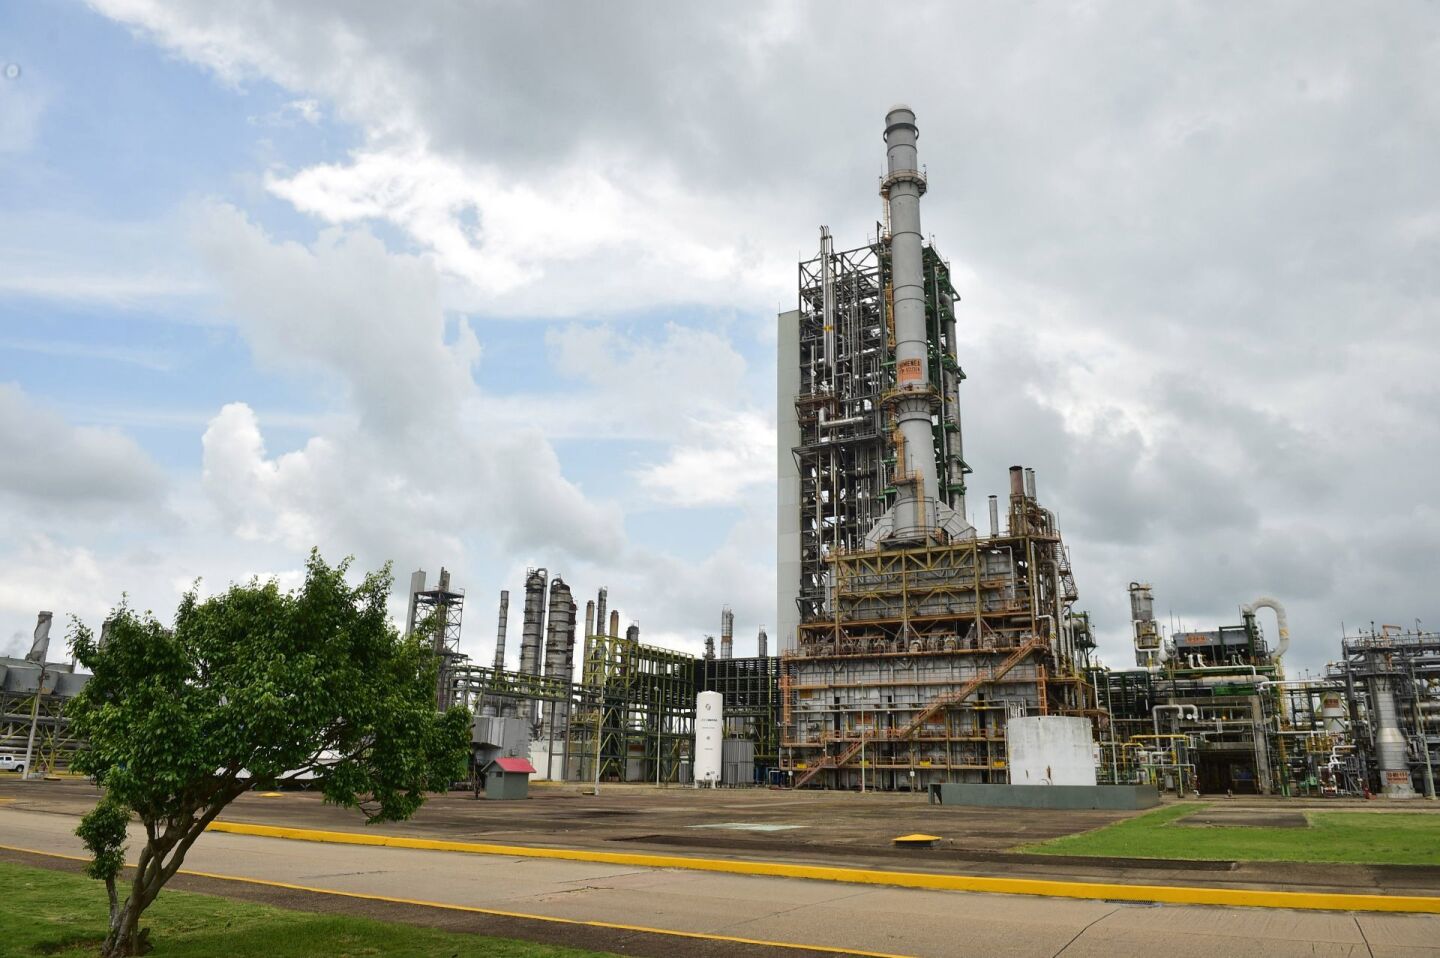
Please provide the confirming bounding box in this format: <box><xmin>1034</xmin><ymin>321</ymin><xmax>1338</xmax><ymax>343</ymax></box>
<box><xmin>928</xmin><ymin>782</ymin><xmax>1160</xmax><ymax>810</ymax></box>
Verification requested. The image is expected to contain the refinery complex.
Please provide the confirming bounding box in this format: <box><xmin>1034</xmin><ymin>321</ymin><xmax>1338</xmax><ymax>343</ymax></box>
<box><xmin>4</xmin><ymin>108</ymin><xmax>1437</xmax><ymax>806</ymax></box>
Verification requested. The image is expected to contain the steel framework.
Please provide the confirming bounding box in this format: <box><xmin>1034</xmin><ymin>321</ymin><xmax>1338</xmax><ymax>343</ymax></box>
<box><xmin>566</xmin><ymin>631</ymin><xmax>696</xmax><ymax>784</ymax></box>
<box><xmin>792</xmin><ymin>239</ymin><xmax>969</xmax><ymax>624</ymax></box>
<box><xmin>698</xmin><ymin>656</ymin><xmax>779</xmax><ymax>773</ymax></box>
<box><xmin>781</xmin><ymin>475</ymin><xmax>1094</xmax><ymax>790</ymax></box>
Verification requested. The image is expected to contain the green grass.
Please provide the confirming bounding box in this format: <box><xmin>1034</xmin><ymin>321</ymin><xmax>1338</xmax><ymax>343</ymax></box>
<box><xmin>1019</xmin><ymin>803</ymin><xmax>1440</xmax><ymax>865</ymax></box>
<box><xmin>0</xmin><ymin>860</ymin><xmax>614</xmax><ymax>957</ymax></box>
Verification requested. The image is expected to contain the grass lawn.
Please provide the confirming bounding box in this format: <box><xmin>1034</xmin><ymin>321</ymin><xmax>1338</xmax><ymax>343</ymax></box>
<box><xmin>0</xmin><ymin>860</ymin><xmax>614</xmax><ymax>957</ymax></box>
<box><xmin>1019</xmin><ymin>803</ymin><xmax>1440</xmax><ymax>865</ymax></box>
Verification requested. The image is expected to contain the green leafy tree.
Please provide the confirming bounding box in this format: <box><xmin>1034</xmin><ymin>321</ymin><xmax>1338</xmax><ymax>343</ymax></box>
<box><xmin>68</xmin><ymin>552</ymin><xmax>472</xmax><ymax>957</ymax></box>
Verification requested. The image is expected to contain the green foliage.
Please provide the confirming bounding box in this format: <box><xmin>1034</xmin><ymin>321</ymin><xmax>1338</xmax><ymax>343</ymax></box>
<box><xmin>64</xmin><ymin>551</ymin><xmax>473</xmax><ymax>954</ymax></box>
<box><xmin>75</xmin><ymin>795</ymin><xmax>130</xmax><ymax>883</ymax></box>
<box><xmin>68</xmin><ymin>550</ymin><xmax>472</xmax><ymax>825</ymax></box>
<box><xmin>0</xmin><ymin>861</ymin><xmax>614</xmax><ymax>957</ymax></box>
<box><xmin>1020</xmin><ymin>803</ymin><xmax>1440</xmax><ymax>865</ymax></box>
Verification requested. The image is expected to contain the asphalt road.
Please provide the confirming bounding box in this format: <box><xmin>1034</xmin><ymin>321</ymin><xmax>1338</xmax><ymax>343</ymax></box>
<box><xmin>4</xmin><ymin>805</ymin><xmax>1438</xmax><ymax>957</ymax></box>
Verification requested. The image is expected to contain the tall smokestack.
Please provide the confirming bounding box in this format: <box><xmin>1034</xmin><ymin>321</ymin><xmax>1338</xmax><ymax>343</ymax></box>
<box><xmin>883</xmin><ymin>105</ymin><xmax>940</xmax><ymax>537</ymax></box>
<box><xmin>720</xmin><ymin>607</ymin><xmax>734</xmax><ymax>660</ymax></box>
<box><xmin>626</xmin><ymin>623</ymin><xmax>640</xmax><ymax>643</ymax></box>
<box><xmin>1024</xmin><ymin>467</ymin><xmax>1036</xmax><ymax>500</ymax></box>
<box><xmin>608</xmin><ymin>609</ymin><xmax>620</xmax><ymax>638</ymax></box>
<box><xmin>520</xmin><ymin>569</ymin><xmax>547</xmax><ymax>676</ymax></box>
<box><xmin>583</xmin><ymin>600</ymin><xmax>595</xmax><ymax>643</ymax></box>
<box><xmin>492</xmin><ymin>590</ymin><xmax>509</xmax><ymax>671</ymax></box>
<box><xmin>405</xmin><ymin>570</ymin><xmax>426</xmax><ymax>636</ymax></box>
<box><xmin>757</xmin><ymin>626</ymin><xmax>768</xmax><ymax>658</ymax></box>
<box><xmin>593</xmin><ymin>588</ymin><xmax>607</xmax><ymax>639</ymax></box>
<box><xmin>988</xmin><ymin>495</ymin><xmax>999</xmax><ymax>538</ymax></box>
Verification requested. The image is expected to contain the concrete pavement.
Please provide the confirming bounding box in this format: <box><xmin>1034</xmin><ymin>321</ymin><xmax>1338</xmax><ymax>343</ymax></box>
<box><xmin>4</xmin><ymin>806</ymin><xmax>1439</xmax><ymax>957</ymax></box>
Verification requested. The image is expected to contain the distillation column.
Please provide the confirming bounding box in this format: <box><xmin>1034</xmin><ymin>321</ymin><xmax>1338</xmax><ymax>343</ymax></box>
<box><xmin>492</xmin><ymin>590</ymin><xmax>509</xmax><ymax>671</ymax></box>
<box><xmin>519</xmin><ymin>569</ymin><xmax>548</xmax><ymax>677</ymax></box>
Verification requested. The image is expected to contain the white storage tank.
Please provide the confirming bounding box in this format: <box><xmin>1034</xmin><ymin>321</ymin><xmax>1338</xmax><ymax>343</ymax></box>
<box><xmin>695</xmin><ymin>691</ymin><xmax>723</xmax><ymax>787</ymax></box>
<box><xmin>1006</xmin><ymin>715</ymin><xmax>1097</xmax><ymax>786</ymax></box>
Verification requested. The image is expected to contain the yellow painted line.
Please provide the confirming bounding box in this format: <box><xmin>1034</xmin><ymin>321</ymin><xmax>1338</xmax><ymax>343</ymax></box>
<box><xmin>205</xmin><ymin>820</ymin><xmax>1440</xmax><ymax>914</ymax></box>
<box><xmin>0</xmin><ymin>843</ymin><xmax>912</xmax><ymax>958</ymax></box>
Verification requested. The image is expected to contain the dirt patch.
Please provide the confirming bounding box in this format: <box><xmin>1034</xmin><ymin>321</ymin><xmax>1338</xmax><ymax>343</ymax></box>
<box><xmin>1173</xmin><ymin>810</ymin><xmax>1310</xmax><ymax>828</ymax></box>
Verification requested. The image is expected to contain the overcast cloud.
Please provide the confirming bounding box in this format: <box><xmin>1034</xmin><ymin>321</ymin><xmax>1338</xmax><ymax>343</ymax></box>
<box><xmin>0</xmin><ymin>2</ymin><xmax>1436</xmax><ymax>671</ymax></box>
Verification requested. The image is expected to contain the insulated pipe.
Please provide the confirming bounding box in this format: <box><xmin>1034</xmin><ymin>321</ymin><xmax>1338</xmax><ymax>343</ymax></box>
<box><xmin>988</xmin><ymin>495</ymin><xmax>999</xmax><ymax>538</ymax></box>
<box><xmin>1240</xmin><ymin>596</ymin><xmax>1290</xmax><ymax>663</ymax></box>
<box><xmin>882</xmin><ymin>106</ymin><xmax>939</xmax><ymax>535</ymax></box>
<box><xmin>821</xmin><ymin>226</ymin><xmax>836</xmax><ymax>380</ymax></box>
<box><xmin>492</xmin><ymin>590</ymin><xmax>510</xmax><ymax>672</ymax></box>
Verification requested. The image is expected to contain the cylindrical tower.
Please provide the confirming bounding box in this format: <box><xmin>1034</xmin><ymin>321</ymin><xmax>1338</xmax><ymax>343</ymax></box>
<box><xmin>492</xmin><ymin>589</ymin><xmax>509</xmax><ymax>671</ymax></box>
<box><xmin>1372</xmin><ymin>676</ymin><xmax>1417</xmax><ymax>798</ymax></box>
<box><xmin>720</xmin><ymin>607</ymin><xmax>734</xmax><ymax>660</ymax></box>
<box><xmin>704</xmin><ymin>635</ymin><xmax>715</xmax><ymax>660</ymax></box>
<box><xmin>609</xmin><ymin>609</ymin><xmax>620</xmax><ymax>638</ymax></box>
<box><xmin>593</xmin><ymin>587</ymin><xmax>607</xmax><ymax>639</ymax></box>
<box><xmin>626</xmin><ymin>622</ymin><xmax>640</xmax><ymax>643</ymax></box>
<box><xmin>519</xmin><ymin>568</ymin><xmax>547</xmax><ymax>677</ymax></box>
<box><xmin>987</xmin><ymin>495</ymin><xmax>999</xmax><ymax>538</ymax></box>
<box><xmin>544</xmin><ymin>576</ymin><xmax>573</xmax><ymax>682</ymax></box>
<box><xmin>1129</xmin><ymin>581</ymin><xmax>1162</xmax><ymax>668</ymax></box>
<box><xmin>757</xmin><ymin>627</ymin><xmax>768</xmax><ymax>658</ymax></box>
<box><xmin>583</xmin><ymin>600</ymin><xmax>595</xmax><ymax>644</ymax></box>
<box><xmin>882</xmin><ymin>105</ymin><xmax>939</xmax><ymax>537</ymax></box>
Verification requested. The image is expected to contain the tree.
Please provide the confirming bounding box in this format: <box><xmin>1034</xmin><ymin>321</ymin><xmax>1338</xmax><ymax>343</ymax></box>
<box><xmin>69</xmin><ymin>552</ymin><xmax>472</xmax><ymax>957</ymax></box>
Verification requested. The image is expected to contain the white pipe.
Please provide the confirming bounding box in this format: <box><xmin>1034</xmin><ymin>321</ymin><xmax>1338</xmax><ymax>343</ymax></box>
<box><xmin>1241</xmin><ymin>596</ymin><xmax>1290</xmax><ymax>663</ymax></box>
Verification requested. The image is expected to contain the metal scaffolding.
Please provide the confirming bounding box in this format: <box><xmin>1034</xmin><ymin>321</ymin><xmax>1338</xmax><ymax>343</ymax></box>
<box><xmin>698</xmin><ymin>655</ymin><xmax>779</xmax><ymax>774</ymax></box>
<box><xmin>780</xmin><ymin>472</ymin><xmax>1094</xmax><ymax>790</ymax></box>
<box><xmin>566</xmin><ymin>631</ymin><xmax>696</xmax><ymax>784</ymax></box>
<box><xmin>0</xmin><ymin>658</ymin><xmax>88</xmax><ymax>775</ymax></box>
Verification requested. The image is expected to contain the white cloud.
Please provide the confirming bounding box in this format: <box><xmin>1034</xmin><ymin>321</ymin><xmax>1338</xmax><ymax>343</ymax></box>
<box><xmin>192</xmin><ymin>204</ymin><xmax>623</xmax><ymax>569</ymax></box>
<box><xmin>0</xmin><ymin>383</ymin><xmax>166</xmax><ymax>509</ymax></box>
<box><xmin>64</xmin><ymin>1</ymin><xmax>1440</xmax><ymax>671</ymax></box>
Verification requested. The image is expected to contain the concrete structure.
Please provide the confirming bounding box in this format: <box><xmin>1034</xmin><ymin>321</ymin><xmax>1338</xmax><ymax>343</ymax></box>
<box><xmin>929</xmin><ymin>782</ymin><xmax>1160</xmax><ymax>810</ymax></box>
<box><xmin>1005</xmin><ymin>716</ymin><xmax>1097</xmax><ymax>786</ymax></box>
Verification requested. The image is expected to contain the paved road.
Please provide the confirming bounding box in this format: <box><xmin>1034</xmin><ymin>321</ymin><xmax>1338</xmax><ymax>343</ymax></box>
<box><xmin>4</xmin><ymin>807</ymin><xmax>1437</xmax><ymax>957</ymax></box>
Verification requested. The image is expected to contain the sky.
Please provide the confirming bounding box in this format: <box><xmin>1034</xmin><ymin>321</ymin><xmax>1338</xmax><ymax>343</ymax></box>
<box><xmin>1</xmin><ymin>2</ymin><xmax>1437</xmax><ymax>676</ymax></box>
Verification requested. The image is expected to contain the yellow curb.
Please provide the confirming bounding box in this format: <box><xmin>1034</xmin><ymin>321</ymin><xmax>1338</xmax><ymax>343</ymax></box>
<box><xmin>205</xmin><ymin>819</ymin><xmax>1440</xmax><ymax>914</ymax></box>
<box><xmin>0</xmin><ymin>843</ymin><xmax>913</xmax><ymax>958</ymax></box>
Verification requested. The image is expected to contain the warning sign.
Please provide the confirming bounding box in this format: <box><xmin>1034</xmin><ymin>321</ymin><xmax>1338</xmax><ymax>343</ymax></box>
<box><xmin>897</xmin><ymin>358</ymin><xmax>923</xmax><ymax>384</ymax></box>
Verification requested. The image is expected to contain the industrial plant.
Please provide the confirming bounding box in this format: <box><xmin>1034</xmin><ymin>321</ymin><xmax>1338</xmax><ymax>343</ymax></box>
<box><xmin>6</xmin><ymin>108</ymin><xmax>1436</xmax><ymax>808</ymax></box>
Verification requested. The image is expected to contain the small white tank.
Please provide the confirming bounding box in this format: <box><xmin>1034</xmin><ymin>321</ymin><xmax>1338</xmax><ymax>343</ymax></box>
<box><xmin>695</xmin><ymin>691</ymin><xmax>723</xmax><ymax>787</ymax></box>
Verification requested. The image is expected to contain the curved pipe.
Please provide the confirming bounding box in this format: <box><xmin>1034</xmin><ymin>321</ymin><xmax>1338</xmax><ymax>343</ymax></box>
<box><xmin>1241</xmin><ymin>596</ymin><xmax>1290</xmax><ymax>662</ymax></box>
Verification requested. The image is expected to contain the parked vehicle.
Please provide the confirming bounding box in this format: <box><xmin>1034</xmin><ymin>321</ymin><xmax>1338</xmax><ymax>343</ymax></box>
<box><xmin>0</xmin><ymin>753</ymin><xmax>25</xmax><ymax>775</ymax></box>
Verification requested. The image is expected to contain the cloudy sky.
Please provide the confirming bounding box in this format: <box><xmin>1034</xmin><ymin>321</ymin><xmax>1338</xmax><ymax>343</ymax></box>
<box><xmin>1</xmin><ymin>2</ymin><xmax>1436</xmax><ymax>675</ymax></box>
